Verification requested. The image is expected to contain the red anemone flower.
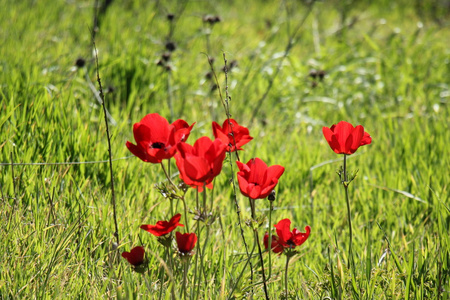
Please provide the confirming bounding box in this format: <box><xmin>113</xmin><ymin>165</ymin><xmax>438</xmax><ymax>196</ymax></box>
<box><xmin>236</xmin><ymin>158</ymin><xmax>285</xmax><ymax>199</ymax></box>
<box><xmin>121</xmin><ymin>246</ymin><xmax>145</xmax><ymax>266</ymax></box>
<box><xmin>274</xmin><ymin>219</ymin><xmax>310</xmax><ymax>249</ymax></box>
<box><xmin>174</xmin><ymin>137</ymin><xmax>227</xmax><ymax>191</ymax></box>
<box><xmin>212</xmin><ymin>119</ymin><xmax>253</xmax><ymax>152</ymax></box>
<box><xmin>126</xmin><ymin>113</ymin><xmax>194</xmax><ymax>163</ymax></box>
<box><xmin>175</xmin><ymin>232</ymin><xmax>197</xmax><ymax>255</ymax></box>
<box><xmin>140</xmin><ymin>213</ymin><xmax>184</xmax><ymax>236</ymax></box>
<box><xmin>263</xmin><ymin>232</ymin><xmax>284</xmax><ymax>254</ymax></box>
<box><xmin>322</xmin><ymin>121</ymin><xmax>371</xmax><ymax>155</ymax></box>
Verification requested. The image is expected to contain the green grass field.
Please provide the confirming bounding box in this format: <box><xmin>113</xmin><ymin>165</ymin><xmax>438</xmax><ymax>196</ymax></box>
<box><xmin>1</xmin><ymin>0</ymin><xmax>449</xmax><ymax>299</ymax></box>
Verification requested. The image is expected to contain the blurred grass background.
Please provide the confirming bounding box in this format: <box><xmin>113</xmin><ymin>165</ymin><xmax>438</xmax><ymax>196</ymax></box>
<box><xmin>1</xmin><ymin>0</ymin><xmax>449</xmax><ymax>298</ymax></box>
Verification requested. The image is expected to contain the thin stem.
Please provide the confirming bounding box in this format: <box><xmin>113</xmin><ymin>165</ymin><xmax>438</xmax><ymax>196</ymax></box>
<box><xmin>249</xmin><ymin>198</ymin><xmax>269</xmax><ymax>300</ymax></box>
<box><xmin>10</xmin><ymin>152</ymin><xmax>17</xmax><ymax>207</ymax></box>
<box><xmin>158</xmin><ymin>250</ymin><xmax>168</xmax><ymax>300</ymax></box>
<box><xmin>285</xmin><ymin>255</ymin><xmax>291</xmax><ymax>298</ymax></box>
<box><xmin>182</xmin><ymin>198</ymin><xmax>190</xmax><ymax>232</ymax></box>
<box><xmin>168</xmin><ymin>248</ymin><xmax>175</xmax><ymax>300</ymax></box>
<box><xmin>93</xmin><ymin>40</ymin><xmax>119</xmax><ymax>246</ymax></box>
<box><xmin>343</xmin><ymin>154</ymin><xmax>353</xmax><ymax>269</ymax></box>
<box><xmin>192</xmin><ymin>189</ymin><xmax>200</xmax><ymax>299</ymax></box>
<box><xmin>167</xmin><ymin>71</ymin><xmax>174</xmax><ymax>123</ymax></box>
<box><xmin>182</xmin><ymin>260</ymin><xmax>189</xmax><ymax>300</ymax></box>
<box><xmin>267</xmin><ymin>200</ymin><xmax>273</xmax><ymax>279</ymax></box>
<box><xmin>160</xmin><ymin>162</ymin><xmax>177</xmax><ymax>189</ymax></box>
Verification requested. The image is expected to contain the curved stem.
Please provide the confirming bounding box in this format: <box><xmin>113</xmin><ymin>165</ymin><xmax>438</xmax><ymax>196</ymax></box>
<box><xmin>160</xmin><ymin>162</ymin><xmax>177</xmax><ymax>189</ymax></box>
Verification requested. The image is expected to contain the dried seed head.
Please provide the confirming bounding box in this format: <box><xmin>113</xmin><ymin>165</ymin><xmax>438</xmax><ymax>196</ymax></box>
<box><xmin>75</xmin><ymin>57</ymin><xmax>86</xmax><ymax>68</ymax></box>
<box><xmin>106</xmin><ymin>85</ymin><xmax>115</xmax><ymax>94</ymax></box>
<box><xmin>167</xmin><ymin>13</ymin><xmax>175</xmax><ymax>21</ymax></box>
<box><xmin>318</xmin><ymin>70</ymin><xmax>326</xmax><ymax>80</ymax></box>
<box><xmin>161</xmin><ymin>52</ymin><xmax>171</xmax><ymax>62</ymax></box>
<box><xmin>165</xmin><ymin>41</ymin><xmax>177</xmax><ymax>52</ymax></box>
<box><xmin>268</xmin><ymin>190</ymin><xmax>276</xmax><ymax>201</ymax></box>
<box><xmin>309</xmin><ymin>69</ymin><xmax>317</xmax><ymax>79</ymax></box>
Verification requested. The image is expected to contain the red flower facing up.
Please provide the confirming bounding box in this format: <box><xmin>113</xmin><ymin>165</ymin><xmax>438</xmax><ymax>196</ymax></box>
<box><xmin>121</xmin><ymin>246</ymin><xmax>145</xmax><ymax>266</ymax></box>
<box><xmin>236</xmin><ymin>158</ymin><xmax>285</xmax><ymax>199</ymax></box>
<box><xmin>322</xmin><ymin>121</ymin><xmax>371</xmax><ymax>155</ymax></box>
<box><xmin>126</xmin><ymin>113</ymin><xmax>195</xmax><ymax>163</ymax></box>
<box><xmin>274</xmin><ymin>219</ymin><xmax>310</xmax><ymax>250</ymax></box>
<box><xmin>263</xmin><ymin>232</ymin><xmax>284</xmax><ymax>254</ymax></box>
<box><xmin>212</xmin><ymin>119</ymin><xmax>253</xmax><ymax>152</ymax></box>
<box><xmin>174</xmin><ymin>137</ymin><xmax>227</xmax><ymax>191</ymax></box>
<box><xmin>175</xmin><ymin>232</ymin><xmax>197</xmax><ymax>255</ymax></box>
<box><xmin>140</xmin><ymin>213</ymin><xmax>184</xmax><ymax>236</ymax></box>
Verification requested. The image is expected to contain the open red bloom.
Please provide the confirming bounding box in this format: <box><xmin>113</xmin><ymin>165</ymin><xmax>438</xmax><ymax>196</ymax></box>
<box><xmin>174</xmin><ymin>137</ymin><xmax>227</xmax><ymax>191</ymax></box>
<box><xmin>121</xmin><ymin>246</ymin><xmax>145</xmax><ymax>266</ymax></box>
<box><xmin>175</xmin><ymin>232</ymin><xmax>197</xmax><ymax>254</ymax></box>
<box><xmin>263</xmin><ymin>232</ymin><xmax>284</xmax><ymax>253</ymax></box>
<box><xmin>274</xmin><ymin>219</ymin><xmax>310</xmax><ymax>249</ymax></box>
<box><xmin>236</xmin><ymin>158</ymin><xmax>285</xmax><ymax>199</ymax></box>
<box><xmin>322</xmin><ymin>121</ymin><xmax>371</xmax><ymax>155</ymax></box>
<box><xmin>140</xmin><ymin>213</ymin><xmax>184</xmax><ymax>236</ymax></box>
<box><xmin>212</xmin><ymin>119</ymin><xmax>253</xmax><ymax>152</ymax></box>
<box><xmin>126</xmin><ymin>113</ymin><xmax>194</xmax><ymax>163</ymax></box>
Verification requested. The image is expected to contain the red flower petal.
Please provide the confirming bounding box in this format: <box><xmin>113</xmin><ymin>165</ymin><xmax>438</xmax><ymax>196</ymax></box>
<box><xmin>274</xmin><ymin>219</ymin><xmax>292</xmax><ymax>246</ymax></box>
<box><xmin>122</xmin><ymin>246</ymin><xmax>145</xmax><ymax>266</ymax></box>
<box><xmin>140</xmin><ymin>213</ymin><xmax>184</xmax><ymax>236</ymax></box>
<box><xmin>176</xmin><ymin>232</ymin><xmax>198</xmax><ymax>253</ymax></box>
<box><xmin>323</xmin><ymin>121</ymin><xmax>371</xmax><ymax>155</ymax></box>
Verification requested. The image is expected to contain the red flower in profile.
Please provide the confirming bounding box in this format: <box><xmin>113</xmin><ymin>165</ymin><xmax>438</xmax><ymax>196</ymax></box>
<box><xmin>263</xmin><ymin>232</ymin><xmax>284</xmax><ymax>254</ymax></box>
<box><xmin>274</xmin><ymin>219</ymin><xmax>310</xmax><ymax>250</ymax></box>
<box><xmin>174</xmin><ymin>137</ymin><xmax>227</xmax><ymax>191</ymax></box>
<box><xmin>126</xmin><ymin>113</ymin><xmax>194</xmax><ymax>163</ymax></box>
<box><xmin>322</xmin><ymin>121</ymin><xmax>371</xmax><ymax>155</ymax></box>
<box><xmin>140</xmin><ymin>213</ymin><xmax>184</xmax><ymax>236</ymax></box>
<box><xmin>175</xmin><ymin>232</ymin><xmax>197</xmax><ymax>255</ymax></box>
<box><xmin>236</xmin><ymin>158</ymin><xmax>285</xmax><ymax>199</ymax></box>
<box><xmin>212</xmin><ymin>119</ymin><xmax>253</xmax><ymax>152</ymax></box>
<box><xmin>121</xmin><ymin>246</ymin><xmax>145</xmax><ymax>266</ymax></box>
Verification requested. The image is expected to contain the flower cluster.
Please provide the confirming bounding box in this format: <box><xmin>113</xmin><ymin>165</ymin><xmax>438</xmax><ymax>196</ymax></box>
<box><xmin>123</xmin><ymin>113</ymin><xmax>372</xmax><ymax>297</ymax></box>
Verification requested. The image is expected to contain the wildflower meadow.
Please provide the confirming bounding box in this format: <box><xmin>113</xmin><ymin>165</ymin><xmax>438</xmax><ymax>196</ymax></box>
<box><xmin>1</xmin><ymin>0</ymin><xmax>449</xmax><ymax>299</ymax></box>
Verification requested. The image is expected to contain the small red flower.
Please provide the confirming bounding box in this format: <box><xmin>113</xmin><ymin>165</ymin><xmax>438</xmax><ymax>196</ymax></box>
<box><xmin>174</xmin><ymin>137</ymin><xmax>227</xmax><ymax>191</ymax></box>
<box><xmin>126</xmin><ymin>113</ymin><xmax>194</xmax><ymax>163</ymax></box>
<box><xmin>322</xmin><ymin>121</ymin><xmax>371</xmax><ymax>155</ymax></box>
<box><xmin>121</xmin><ymin>246</ymin><xmax>145</xmax><ymax>266</ymax></box>
<box><xmin>274</xmin><ymin>219</ymin><xmax>310</xmax><ymax>249</ymax></box>
<box><xmin>175</xmin><ymin>232</ymin><xmax>197</xmax><ymax>255</ymax></box>
<box><xmin>212</xmin><ymin>119</ymin><xmax>253</xmax><ymax>152</ymax></box>
<box><xmin>236</xmin><ymin>158</ymin><xmax>285</xmax><ymax>199</ymax></box>
<box><xmin>140</xmin><ymin>213</ymin><xmax>184</xmax><ymax>236</ymax></box>
<box><xmin>263</xmin><ymin>232</ymin><xmax>284</xmax><ymax>253</ymax></box>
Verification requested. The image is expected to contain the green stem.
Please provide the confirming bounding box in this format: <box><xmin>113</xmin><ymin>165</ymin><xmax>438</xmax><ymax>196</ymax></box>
<box><xmin>168</xmin><ymin>247</ymin><xmax>175</xmax><ymax>300</ymax></box>
<box><xmin>249</xmin><ymin>198</ymin><xmax>270</xmax><ymax>300</ymax></box>
<box><xmin>158</xmin><ymin>250</ymin><xmax>168</xmax><ymax>300</ymax></box>
<box><xmin>182</xmin><ymin>198</ymin><xmax>190</xmax><ymax>232</ymax></box>
<box><xmin>160</xmin><ymin>162</ymin><xmax>177</xmax><ymax>189</ymax></box>
<box><xmin>343</xmin><ymin>154</ymin><xmax>353</xmax><ymax>269</ymax></box>
<box><xmin>268</xmin><ymin>200</ymin><xmax>273</xmax><ymax>279</ymax></box>
<box><xmin>182</xmin><ymin>260</ymin><xmax>188</xmax><ymax>300</ymax></box>
<box><xmin>285</xmin><ymin>255</ymin><xmax>291</xmax><ymax>298</ymax></box>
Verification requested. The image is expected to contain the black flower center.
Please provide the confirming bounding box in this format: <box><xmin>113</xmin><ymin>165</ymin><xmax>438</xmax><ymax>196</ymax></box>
<box><xmin>151</xmin><ymin>142</ymin><xmax>165</xmax><ymax>149</ymax></box>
